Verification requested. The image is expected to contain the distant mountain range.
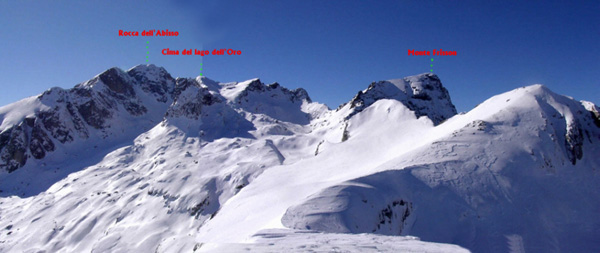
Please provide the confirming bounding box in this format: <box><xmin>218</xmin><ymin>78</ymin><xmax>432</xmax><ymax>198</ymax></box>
<box><xmin>0</xmin><ymin>65</ymin><xmax>598</xmax><ymax>252</ymax></box>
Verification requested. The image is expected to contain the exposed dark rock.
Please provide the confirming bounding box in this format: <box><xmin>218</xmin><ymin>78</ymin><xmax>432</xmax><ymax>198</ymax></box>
<box><xmin>29</xmin><ymin>119</ymin><xmax>55</xmax><ymax>159</ymax></box>
<box><xmin>0</xmin><ymin>116</ymin><xmax>58</xmax><ymax>171</ymax></box>
<box><xmin>172</xmin><ymin>78</ymin><xmax>197</xmax><ymax>99</ymax></box>
<box><xmin>77</xmin><ymin>100</ymin><xmax>111</xmax><ymax>129</ymax></box>
<box><xmin>127</xmin><ymin>65</ymin><xmax>174</xmax><ymax>103</ymax></box>
<box><xmin>123</xmin><ymin>101</ymin><xmax>147</xmax><ymax>116</ymax></box>
<box><xmin>201</xmin><ymin>93</ymin><xmax>219</xmax><ymax>106</ymax></box>
<box><xmin>565</xmin><ymin>120</ymin><xmax>584</xmax><ymax>165</ymax></box>
<box><xmin>166</xmin><ymin>80</ymin><xmax>215</xmax><ymax>120</ymax></box>
<box><xmin>245</xmin><ymin>79</ymin><xmax>265</xmax><ymax>92</ymax></box>
<box><xmin>465</xmin><ymin>120</ymin><xmax>489</xmax><ymax>132</ymax></box>
<box><xmin>374</xmin><ymin>199</ymin><xmax>412</xmax><ymax>234</ymax></box>
<box><xmin>190</xmin><ymin>197</ymin><xmax>210</xmax><ymax>218</ymax></box>
<box><xmin>589</xmin><ymin>109</ymin><xmax>600</xmax><ymax>128</ymax></box>
<box><xmin>341</xmin><ymin>123</ymin><xmax>350</xmax><ymax>142</ymax></box>
<box><xmin>412</xmin><ymin>93</ymin><xmax>432</xmax><ymax>101</ymax></box>
<box><xmin>291</xmin><ymin>88</ymin><xmax>311</xmax><ymax>103</ymax></box>
<box><xmin>0</xmin><ymin>123</ymin><xmax>28</xmax><ymax>173</ymax></box>
<box><xmin>71</xmin><ymin>86</ymin><xmax>93</xmax><ymax>98</ymax></box>
<box><xmin>98</xmin><ymin>68</ymin><xmax>136</xmax><ymax>97</ymax></box>
<box><xmin>65</xmin><ymin>102</ymin><xmax>90</xmax><ymax>139</ymax></box>
<box><xmin>38</xmin><ymin>110</ymin><xmax>75</xmax><ymax>143</ymax></box>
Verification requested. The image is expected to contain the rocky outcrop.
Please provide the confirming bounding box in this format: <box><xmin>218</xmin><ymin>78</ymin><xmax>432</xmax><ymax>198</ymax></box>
<box><xmin>565</xmin><ymin>119</ymin><xmax>584</xmax><ymax>165</ymax></box>
<box><xmin>231</xmin><ymin>79</ymin><xmax>312</xmax><ymax>125</ymax></box>
<box><xmin>234</xmin><ymin>79</ymin><xmax>311</xmax><ymax>104</ymax></box>
<box><xmin>165</xmin><ymin>78</ymin><xmax>222</xmax><ymax>120</ymax></box>
<box><xmin>344</xmin><ymin>73</ymin><xmax>456</xmax><ymax>125</ymax></box>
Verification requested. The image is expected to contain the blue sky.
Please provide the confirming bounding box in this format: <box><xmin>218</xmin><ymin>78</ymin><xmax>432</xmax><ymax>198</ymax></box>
<box><xmin>0</xmin><ymin>0</ymin><xmax>598</xmax><ymax>112</ymax></box>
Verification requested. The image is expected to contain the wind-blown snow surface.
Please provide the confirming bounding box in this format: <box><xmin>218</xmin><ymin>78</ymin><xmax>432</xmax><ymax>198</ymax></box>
<box><xmin>0</xmin><ymin>65</ymin><xmax>599</xmax><ymax>252</ymax></box>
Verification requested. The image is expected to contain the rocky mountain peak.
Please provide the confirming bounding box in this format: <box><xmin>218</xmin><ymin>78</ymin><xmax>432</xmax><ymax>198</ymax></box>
<box><xmin>344</xmin><ymin>73</ymin><xmax>456</xmax><ymax>124</ymax></box>
<box><xmin>0</xmin><ymin>66</ymin><xmax>321</xmax><ymax>173</ymax></box>
<box><xmin>127</xmin><ymin>64</ymin><xmax>175</xmax><ymax>103</ymax></box>
<box><xmin>231</xmin><ymin>78</ymin><xmax>312</xmax><ymax>104</ymax></box>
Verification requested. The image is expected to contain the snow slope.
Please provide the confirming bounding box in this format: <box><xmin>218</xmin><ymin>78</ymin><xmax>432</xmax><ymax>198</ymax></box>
<box><xmin>0</xmin><ymin>65</ymin><xmax>598</xmax><ymax>252</ymax></box>
<box><xmin>198</xmin><ymin>229</ymin><xmax>469</xmax><ymax>252</ymax></box>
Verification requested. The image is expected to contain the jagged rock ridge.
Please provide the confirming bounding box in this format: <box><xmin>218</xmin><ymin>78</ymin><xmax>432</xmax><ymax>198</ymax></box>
<box><xmin>0</xmin><ymin>67</ymin><xmax>454</xmax><ymax>173</ymax></box>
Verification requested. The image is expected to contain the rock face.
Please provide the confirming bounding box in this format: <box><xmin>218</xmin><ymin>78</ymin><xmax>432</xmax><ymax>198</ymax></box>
<box><xmin>166</xmin><ymin>78</ymin><xmax>220</xmax><ymax>120</ymax></box>
<box><xmin>344</xmin><ymin>73</ymin><xmax>456</xmax><ymax>124</ymax></box>
<box><xmin>164</xmin><ymin>77</ymin><xmax>255</xmax><ymax>140</ymax></box>
<box><xmin>0</xmin><ymin>65</ymin><xmax>176</xmax><ymax>173</ymax></box>
<box><xmin>582</xmin><ymin>100</ymin><xmax>600</xmax><ymax>127</ymax></box>
<box><xmin>229</xmin><ymin>79</ymin><xmax>312</xmax><ymax>125</ymax></box>
<box><xmin>0</xmin><ymin>121</ymin><xmax>31</xmax><ymax>172</ymax></box>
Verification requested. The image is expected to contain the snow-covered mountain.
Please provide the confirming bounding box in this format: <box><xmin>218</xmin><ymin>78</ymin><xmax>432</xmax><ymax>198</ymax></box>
<box><xmin>0</xmin><ymin>65</ymin><xmax>598</xmax><ymax>252</ymax></box>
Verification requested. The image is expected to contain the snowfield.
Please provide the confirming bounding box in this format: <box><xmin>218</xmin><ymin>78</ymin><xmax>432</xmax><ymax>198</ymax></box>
<box><xmin>0</xmin><ymin>65</ymin><xmax>598</xmax><ymax>252</ymax></box>
<box><xmin>198</xmin><ymin>229</ymin><xmax>469</xmax><ymax>252</ymax></box>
